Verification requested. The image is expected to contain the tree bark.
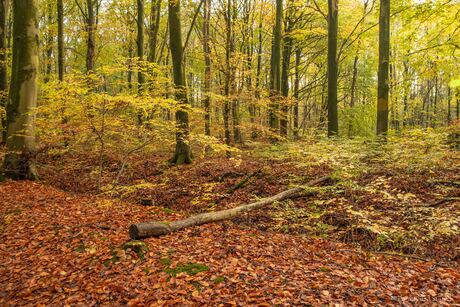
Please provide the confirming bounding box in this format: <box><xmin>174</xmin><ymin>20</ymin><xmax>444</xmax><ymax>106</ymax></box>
<box><xmin>86</xmin><ymin>0</ymin><xmax>95</xmax><ymax>73</ymax></box>
<box><xmin>327</xmin><ymin>0</ymin><xmax>338</xmax><ymax>137</ymax></box>
<box><xmin>447</xmin><ymin>86</ymin><xmax>451</xmax><ymax>125</ymax></box>
<box><xmin>168</xmin><ymin>0</ymin><xmax>192</xmax><ymax>164</ymax></box>
<box><xmin>44</xmin><ymin>1</ymin><xmax>53</xmax><ymax>83</ymax></box>
<box><xmin>137</xmin><ymin>0</ymin><xmax>145</xmax><ymax>91</ymax></box>
<box><xmin>223</xmin><ymin>0</ymin><xmax>233</xmax><ymax>146</ymax></box>
<box><xmin>0</xmin><ymin>0</ymin><xmax>8</xmax><ymax>144</ymax></box>
<box><xmin>148</xmin><ymin>0</ymin><xmax>161</xmax><ymax>63</ymax></box>
<box><xmin>57</xmin><ymin>0</ymin><xmax>64</xmax><ymax>81</ymax></box>
<box><xmin>129</xmin><ymin>176</ymin><xmax>331</xmax><ymax>239</ymax></box>
<box><xmin>2</xmin><ymin>0</ymin><xmax>39</xmax><ymax>180</ymax></box>
<box><xmin>202</xmin><ymin>0</ymin><xmax>211</xmax><ymax>136</ymax></box>
<box><xmin>269</xmin><ymin>0</ymin><xmax>282</xmax><ymax>135</ymax></box>
<box><xmin>293</xmin><ymin>48</ymin><xmax>300</xmax><ymax>139</ymax></box>
<box><xmin>280</xmin><ymin>19</ymin><xmax>293</xmax><ymax>138</ymax></box>
<box><xmin>376</xmin><ymin>0</ymin><xmax>390</xmax><ymax>136</ymax></box>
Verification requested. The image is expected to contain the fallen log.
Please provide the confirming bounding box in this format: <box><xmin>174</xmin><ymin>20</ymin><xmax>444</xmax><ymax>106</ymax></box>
<box><xmin>129</xmin><ymin>176</ymin><xmax>331</xmax><ymax>239</ymax></box>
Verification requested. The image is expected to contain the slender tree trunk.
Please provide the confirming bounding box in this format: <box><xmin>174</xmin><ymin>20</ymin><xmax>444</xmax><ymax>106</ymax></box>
<box><xmin>432</xmin><ymin>76</ymin><xmax>438</xmax><ymax>127</ymax></box>
<box><xmin>251</xmin><ymin>8</ymin><xmax>263</xmax><ymax>140</ymax></box>
<box><xmin>376</xmin><ymin>0</ymin><xmax>390</xmax><ymax>136</ymax></box>
<box><xmin>327</xmin><ymin>0</ymin><xmax>338</xmax><ymax>137</ymax></box>
<box><xmin>402</xmin><ymin>58</ymin><xmax>409</xmax><ymax>127</ymax></box>
<box><xmin>202</xmin><ymin>0</ymin><xmax>211</xmax><ymax>136</ymax></box>
<box><xmin>86</xmin><ymin>0</ymin><xmax>95</xmax><ymax>73</ymax></box>
<box><xmin>457</xmin><ymin>89</ymin><xmax>459</xmax><ymax>121</ymax></box>
<box><xmin>229</xmin><ymin>0</ymin><xmax>240</xmax><ymax>144</ymax></box>
<box><xmin>148</xmin><ymin>0</ymin><xmax>161</xmax><ymax>63</ymax></box>
<box><xmin>137</xmin><ymin>0</ymin><xmax>145</xmax><ymax>91</ymax></box>
<box><xmin>255</xmin><ymin>9</ymin><xmax>263</xmax><ymax>101</ymax></box>
<box><xmin>293</xmin><ymin>48</ymin><xmax>300</xmax><ymax>139</ymax></box>
<box><xmin>168</xmin><ymin>0</ymin><xmax>192</xmax><ymax>164</ymax></box>
<box><xmin>44</xmin><ymin>1</ymin><xmax>53</xmax><ymax>83</ymax></box>
<box><xmin>127</xmin><ymin>37</ymin><xmax>133</xmax><ymax>90</ymax></box>
<box><xmin>2</xmin><ymin>0</ymin><xmax>39</xmax><ymax>180</ymax></box>
<box><xmin>447</xmin><ymin>86</ymin><xmax>451</xmax><ymax>125</ymax></box>
<box><xmin>223</xmin><ymin>0</ymin><xmax>232</xmax><ymax>146</ymax></box>
<box><xmin>0</xmin><ymin>0</ymin><xmax>8</xmax><ymax>144</ymax></box>
<box><xmin>269</xmin><ymin>0</ymin><xmax>282</xmax><ymax>135</ymax></box>
<box><xmin>350</xmin><ymin>55</ymin><xmax>358</xmax><ymax>108</ymax></box>
<box><xmin>57</xmin><ymin>0</ymin><xmax>64</xmax><ymax>81</ymax></box>
<box><xmin>280</xmin><ymin>33</ymin><xmax>292</xmax><ymax>138</ymax></box>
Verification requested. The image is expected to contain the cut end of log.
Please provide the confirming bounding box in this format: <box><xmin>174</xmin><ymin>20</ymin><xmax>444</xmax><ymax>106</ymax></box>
<box><xmin>129</xmin><ymin>222</ymin><xmax>171</xmax><ymax>239</ymax></box>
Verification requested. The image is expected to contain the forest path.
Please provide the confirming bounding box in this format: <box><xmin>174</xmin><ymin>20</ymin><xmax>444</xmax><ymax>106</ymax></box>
<box><xmin>1</xmin><ymin>181</ymin><xmax>459</xmax><ymax>305</ymax></box>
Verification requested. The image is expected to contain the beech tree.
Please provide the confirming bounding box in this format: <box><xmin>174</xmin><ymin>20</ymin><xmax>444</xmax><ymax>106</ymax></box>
<box><xmin>57</xmin><ymin>0</ymin><xmax>64</xmax><ymax>81</ymax></box>
<box><xmin>202</xmin><ymin>0</ymin><xmax>211</xmax><ymax>136</ymax></box>
<box><xmin>327</xmin><ymin>0</ymin><xmax>338</xmax><ymax>137</ymax></box>
<box><xmin>137</xmin><ymin>0</ymin><xmax>145</xmax><ymax>89</ymax></box>
<box><xmin>269</xmin><ymin>0</ymin><xmax>282</xmax><ymax>135</ymax></box>
<box><xmin>169</xmin><ymin>0</ymin><xmax>192</xmax><ymax>164</ymax></box>
<box><xmin>2</xmin><ymin>0</ymin><xmax>39</xmax><ymax>180</ymax></box>
<box><xmin>376</xmin><ymin>0</ymin><xmax>390</xmax><ymax>136</ymax></box>
<box><xmin>0</xmin><ymin>0</ymin><xmax>8</xmax><ymax>143</ymax></box>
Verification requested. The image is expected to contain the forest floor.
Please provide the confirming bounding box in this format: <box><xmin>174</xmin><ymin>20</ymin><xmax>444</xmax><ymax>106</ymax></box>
<box><xmin>1</xmin><ymin>133</ymin><xmax>460</xmax><ymax>305</ymax></box>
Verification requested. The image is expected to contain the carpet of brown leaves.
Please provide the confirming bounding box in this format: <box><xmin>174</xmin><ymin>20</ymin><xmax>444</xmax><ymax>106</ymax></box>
<box><xmin>1</xmin><ymin>179</ymin><xmax>459</xmax><ymax>305</ymax></box>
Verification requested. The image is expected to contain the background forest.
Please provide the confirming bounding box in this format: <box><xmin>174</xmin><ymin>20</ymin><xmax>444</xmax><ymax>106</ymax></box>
<box><xmin>1</xmin><ymin>0</ymin><xmax>459</xmax><ymax>163</ymax></box>
<box><xmin>0</xmin><ymin>0</ymin><xmax>460</xmax><ymax>305</ymax></box>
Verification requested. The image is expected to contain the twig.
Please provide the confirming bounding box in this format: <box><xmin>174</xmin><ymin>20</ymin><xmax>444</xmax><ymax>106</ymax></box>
<box><xmin>337</xmin><ymin>249</ymin><xmax>430</xmax><ymax>261</ymax></box>
<box><xmin>428</xmin><ymin>197</ymin><xmax>460</xmax><ymax>207</ymax></box>
<box><xmin>429</xmin><ymin>180</ymin><xmax>460</xmax><ymax>188</ymax></box>
<box><xmin>215</xmin><ymin>169</ymin><xmax>262</xmax><ymax>204</ymax></box>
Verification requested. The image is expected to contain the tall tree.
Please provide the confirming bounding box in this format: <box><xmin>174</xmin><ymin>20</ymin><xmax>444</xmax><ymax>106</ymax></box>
<box><xmin>223</xmin><ymin>0</ymin><xmax>233</xmax><ymax>146</ymax></box>
<box><xmin>148</xmin><ymin>0</ymin><xmax>161</xmax><ymax>63</ymax></box>
<box><xmin>269</xmin><ymin>0</ymin><xmax>282</xmax><ymax>135</ymax></box>
<box><xmin>293</xmin><ymin>47</ymin><xmax>301</xmax><ymax>139</ymax></box>
<box><xmin>137</xmin><ymin>0</ymin><xmax>145</xmax><ymax>90</ymax></box>
<box><xmin>85</xmin><ymin>0</ymin><xmax>96</xmax><ymax>73</ymax></box>
<box><xmin>280</xmin><ymin>7</ymin><xmax>294</xmax><ymax>138</ymax></box>
<box><xmin>44</xmin><ymin>1</ymin><xmax>53</xmax><ymax>82</ymax></box>
<box><xmin>0</xmin><ymin>0</ymin><xmax>8</xmax><ymax>143</ymax></box>
<box><xmin>169</xmin><ymin>0</ymin><xmax>192</xmax><ymax>164</ymax></box>
<box><xmin>327</xmin><ymin>0</ymin><xmax>338</xmax><ymax>137</ymax></box>
<box><xmin>376</xmin><ymin>0</ymin><xmax>390</xmax><ymax>135</ymax></box>
<box><xmin>202</xmin><ymin>0</ymin><xmax>211</xmax><ymax>136</ymax></box>
<box><xmin>2</xmin><ymin>0</ymin><xmax>39</xmax><ymax>180</ymax></box>
<box><xmin>57</xmin><ymin>0</ymin><xmax>64</xmax><ymax>81</ymax></box>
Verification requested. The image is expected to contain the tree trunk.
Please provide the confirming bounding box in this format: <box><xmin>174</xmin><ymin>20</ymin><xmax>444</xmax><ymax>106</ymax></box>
<box><xmin>269</xmin><ymin>0</ymin><xmax>282</xmax><ymax>135</ymax></box>
<box><xmin>402</xmin><ymin>58</ymin><xmax>409</xmax><ymax>127</ymax></box>
<box><xmin>86</xmin><ymin>0</ymin><xmax>95</xmax><ymax>73</ymax></box>
<box><xmin>457</xmin><ymin>89</ymin><xmax>459</xmax><ymax>121</ymax></box>
<box><xmin>202</xmin><ymin>0</ymin><xmax>211</xmax><ymax>136</ymax></box>
<box><xmin>44</xmin><ymin>1</ymin><xmax>53</xmax><ymax>83</ymax></box>
<box><xmin>148</xmin><ymin>0</ymin><xmax>161</xmax><ymax>63</ymax></box>
<box><xmin>2</xmin><ymin>0</ymin><xmax>39</xmax><ymax>180</ymax></box>
<box><xmin>168</xmin><ymin>0</ymin><xmax>192</xmax><ymax>164</ymax></box>
<box><xmin>376</xmin><ymin>0</ymin><xmax>390</xmax><ymax>136</ymax></box>
<box><xmin>129</xmin><ymin>176</ymin><xmax>331</xmax><ymax>239</ymax></box>
<box><xmin>57</xmin><ymin>0</ymin><xmax>64</xmax><ymax>81</ymax></box>
<box><xmin>280</xmin><ymin>25</ymin><xmax>293</xmax><ymax>138</ymax></box>
<box><xmin>293</xmin><ymin>48</ymin><xmax>300</xmax><ymax>139</ymax></box>
<box><xmin>223</xmin><ymin>0</ymin><xmax>233</xmax><ymax>146</ymax></box>
<box><xmin>0</xmin><ymin>0</ymin><xmax>8</xmax><ymax>144</ymax></box>
<box><xmin>447</xmin><ymin>86</ymin><xmax>451</xmax><ymax>125</ymax></box>
<box><xmin>137</xmin><ymin>0</ymin><xmax>145</xmax><ymax>91</ymax></box>
<box><xmin>327</xmin><ymin>0</ymin><xmax>338</xmax><ymax>137</ymax></box>
<box><xmin>350</xmin><ymin>55</ymin><xmax>358</xmax><ymax>108</ymax></box>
